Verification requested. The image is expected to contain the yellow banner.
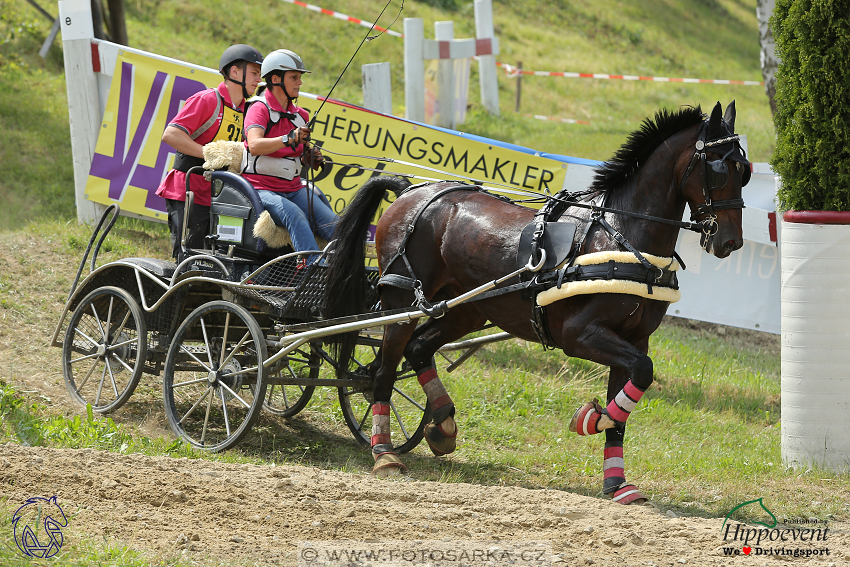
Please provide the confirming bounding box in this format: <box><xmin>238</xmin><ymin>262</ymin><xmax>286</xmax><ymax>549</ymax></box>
<box><xmin>85</xmin><ymin>49</ymin><xmax>568</xmax><ymax>222</ymax></box>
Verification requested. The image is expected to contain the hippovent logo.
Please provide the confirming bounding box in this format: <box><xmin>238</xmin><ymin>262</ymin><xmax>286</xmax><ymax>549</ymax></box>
<box><xmin>12</xmin><ymin>496</ymin><xmax>68</xmax><ymax>559</ymax></box>
<box><xmin>720</xmin><ymin>498</ymin><xmax>831</xmax><ymax>559</ymax></box>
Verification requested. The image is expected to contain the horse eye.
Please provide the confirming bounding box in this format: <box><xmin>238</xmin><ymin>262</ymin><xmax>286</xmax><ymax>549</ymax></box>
<box><xmin>735</xmin><ymin>162</ymin><xmax>743</xmax><ymax>174</ymax></box>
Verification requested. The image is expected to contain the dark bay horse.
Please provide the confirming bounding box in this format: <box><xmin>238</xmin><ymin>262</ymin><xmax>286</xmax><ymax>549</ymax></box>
<box><xmin>325</xmin><ymin>101</ymin><xmax>749</xmax><ymax>503</ymax></box>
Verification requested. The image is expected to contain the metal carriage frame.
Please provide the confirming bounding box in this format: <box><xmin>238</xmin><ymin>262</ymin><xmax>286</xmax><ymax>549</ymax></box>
<box><xmin>51</xmin><ymin>177</ymin><xmax>515</xmax><ymax>454</ymax></box>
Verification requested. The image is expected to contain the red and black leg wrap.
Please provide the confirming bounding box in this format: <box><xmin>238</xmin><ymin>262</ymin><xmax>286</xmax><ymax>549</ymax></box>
<box><xmin>605</xmin><ymin>380</ymin><xmax>646</xmax><ymax>425</ymax></box>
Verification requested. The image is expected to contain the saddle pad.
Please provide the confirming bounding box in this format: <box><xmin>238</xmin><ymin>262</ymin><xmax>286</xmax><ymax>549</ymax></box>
<box><xmin>516</xmin><ymin>221</ymin><xmax>577</xmax><ymax>272</ymax></box>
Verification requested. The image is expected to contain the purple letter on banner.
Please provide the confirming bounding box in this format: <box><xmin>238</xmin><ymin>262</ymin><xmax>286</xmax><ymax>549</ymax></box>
<box><xmin>89</xmin><ymin>61</ymin><xmax>206</xmax><ymax>213</ymax></box>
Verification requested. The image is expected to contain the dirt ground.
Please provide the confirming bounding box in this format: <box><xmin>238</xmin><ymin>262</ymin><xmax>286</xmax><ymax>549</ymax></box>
<box><xmin>2</xmin><ymin>231</ymin><xmax>846</xmax><ymax>566</ymax></box>
<box><xmin>3</xmin><ymin>443</ymin><xmax>846</xmax><ymax>567</ymax></box>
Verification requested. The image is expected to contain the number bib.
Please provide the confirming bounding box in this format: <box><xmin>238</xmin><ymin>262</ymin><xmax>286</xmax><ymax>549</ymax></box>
<box><xmin>213</xmin><ymin>105</ymin><xmax>244</xmax><ymax>142</ymax></box>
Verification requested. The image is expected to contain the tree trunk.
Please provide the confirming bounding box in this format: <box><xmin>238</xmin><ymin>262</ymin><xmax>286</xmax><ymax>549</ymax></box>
<box><xmin>106</xmin><ymin>0</ymin><xmax>128</xmax><ymax>46</ymax></box>
<box><xmin>90</xmin><ymin>0</ymin><xmax>109</xmax><ymax>41</ymax></box>
<box><xmin>756</xmin><ymin>0</ymin><xmax>779</xmax><ymax>116</ymax></box>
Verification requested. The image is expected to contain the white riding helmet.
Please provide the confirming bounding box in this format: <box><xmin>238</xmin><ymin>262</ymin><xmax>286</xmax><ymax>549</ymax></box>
<box><xmin>261</xmin><ymin>49</ymin><xmax>311</xmax><ymax>79</ymax></box>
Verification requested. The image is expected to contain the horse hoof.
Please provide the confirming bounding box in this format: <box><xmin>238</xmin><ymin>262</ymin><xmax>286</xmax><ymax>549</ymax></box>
<box><xmin>424</xmin><ymin>421</ymin><xmax>457</xmax><ymax>456</ymax></box>
<box><xmin>372</xmin><ymin>452</ymin><xmax>407</xmax><ymax>477</ymax></box>
<box><xmin>610</xmin><ymin>484</ymin><xmax>648</xmax><ymax>505</ymax></box>
<box><xmin>569</xmin><ymin>398</ymin><xmax>615</xmax><ymax>435</ymax></box>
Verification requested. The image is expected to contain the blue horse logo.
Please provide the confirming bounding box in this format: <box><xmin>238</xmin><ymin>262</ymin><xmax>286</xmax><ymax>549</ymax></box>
<box><xmin>12</xmin><ymin>496</ymin><xmax>69</xmax><ymax>558</ymax></box>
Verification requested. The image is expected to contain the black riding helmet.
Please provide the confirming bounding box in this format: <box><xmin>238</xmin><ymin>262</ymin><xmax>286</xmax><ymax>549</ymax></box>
<box><xmin>219</xmin><ymin>44</ymin><xmax>264</xmax><ymax>101</ymax></box>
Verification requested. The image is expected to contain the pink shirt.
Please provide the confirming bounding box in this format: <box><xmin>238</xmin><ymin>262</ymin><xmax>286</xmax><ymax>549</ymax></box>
<box><xmin>155</xmin><ymin>83</ymin><xmax>244</xmax><ymax>206</ymax></box>
<box><xmin>242</xmin><ymin>89</ymin><xmax>310</xmax><ymax>193</ymax></box>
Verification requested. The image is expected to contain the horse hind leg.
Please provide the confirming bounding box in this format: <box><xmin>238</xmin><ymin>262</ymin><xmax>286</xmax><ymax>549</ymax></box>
<box><xmin>405</xmin><ymin>305</ymin><xmax>484</xmax><ymax>457</ymax></box>
<box><xmin>371</xmin><ymin>317</ymin><xmax>417</xmax><ymax>477</ymax></box>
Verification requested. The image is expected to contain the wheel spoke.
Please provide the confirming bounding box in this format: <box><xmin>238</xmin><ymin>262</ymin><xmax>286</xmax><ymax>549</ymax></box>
<box><xmin>105</xmin><ymin>355</ymin><xmax>120</xmax><ymax>397</ymax></box>
<box><xmin>219</xmin><ymin>332</ymin><xmax>252</xmax><ymax>369</ymax></box>
<box><xmin>110</xmin><ymin>310</ymin><xmax>132</xmax><ymax>342</ymax></box>
<box><xmin>104</xmin><ymin>296</ymin><xmax>115</xmax><ymax>343</ymax></box>
<box><xmin>389</xmin><ymin>399</ymin><xmax>411</xmax><ymax>441</ymax></box>
<box><xmin>179</xmin><ymin>385</ymin><xmax>213</xmax><ymax>425</ymax></box>
<box><xmin>76</xmin><ymin>357</ymin><xmax>100</xmax><ymax>390</ymax></box>
<box><xmin>172</xmin><ymin>376</ymin><xmax>210</xmax><ymax>388</ymax></box>
<box><xmin>392</xmin><ymin>385</ymin><xmax>426</xmax><ymax>411</ymax></box>
<box><xmin>200</xmin><ymin>387</ymin><xmax>214</xmax><ymax>443</ymax></box>
<box><xmin>178</xmin><ymin>344</ymin><xmax>213</xmax><ymax>372</ymax></box>
<box><xmin>94</xmin><ymin>363</ymin><xmax>108</xmax><ymax>406</ymax></box>
<box><xmin>109</xmin><ymin>352</ymin><xmax>134</xmax><ymax>374</ymax></box>
<box><xmin>70</xmin><ymin>351</ymin><xmax>102</xmax><ymax>365</ymax></box>
<box><xmin>219</xmin><ymin>312</ymin><xmax>231</xmax><ymax>368</ymax></box>
<box><xmin>219</xmin><ymin>381</ymin><xmax>251</xmax><ymax>409</ymax></box>
<box><xmin>220</xmin><ymin>386</ymin><xmax>232</xmax><ymax>437</ymax></box>
<box><xmin>109</xmin><ymin>337</ymin><xmax>136</xmax><ymax>350</ymax></box>
<box><xmin>220</xmin><ymin>365</ymin><xmax>259</xmax><ymax>378</ymax></box>
<box><xmin>89</xmin><ymin>302</ymin><xmax>106</xmax><ymax>342</ymax></box>
<box><xmin>357</xmin><ymin>397</ymin><xmax>373</xmax><ymax>433</ymax></box>
<box><xmin>72</xmin><ymin>327</ymin><xmax>100</xmax><ymax>350</ymax></box>
<box><xmin>199</xmin><ymin>316</ymin><xmax>214</xmax><ymax>369</ymax></box>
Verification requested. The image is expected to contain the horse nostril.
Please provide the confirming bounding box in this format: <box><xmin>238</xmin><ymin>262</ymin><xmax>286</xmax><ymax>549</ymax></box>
<box><xmin>724</xmin><ymin>239</ymin><xmax>739</xmax><ymax>252</ymax></box>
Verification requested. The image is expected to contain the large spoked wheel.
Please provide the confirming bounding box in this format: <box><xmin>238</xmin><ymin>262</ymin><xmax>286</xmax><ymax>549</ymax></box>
<box><xmin>338</xmin><ymin>357</ymin><xmax>432</xmax><ymax>454</ymax></box>
<box><xmin>62</xmin><ymin>286</ymin><xmax>147</xmax><ymax>414</ymax></box>
<box><xmin>262</xmin><ymin>342</ymin><xmax>318</xmax><ymax>417</ymax></box>
<box><xmin>163</xmin><ymin>301</ymin><xmax>267</xmax><ymax>452</ymax></box>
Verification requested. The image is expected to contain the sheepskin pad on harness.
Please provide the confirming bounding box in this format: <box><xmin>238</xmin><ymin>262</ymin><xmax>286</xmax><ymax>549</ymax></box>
<box><xmin>536</xmin><ymin>251</ymin><xmax>681</xmax><ymax>306</ymax></box>
<box><xmin>202</xmin><ymin>140</ymin><xmax>244</xmax><ymax>173</ymax></box>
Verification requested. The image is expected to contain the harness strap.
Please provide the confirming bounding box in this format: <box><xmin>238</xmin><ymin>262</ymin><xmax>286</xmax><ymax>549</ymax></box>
<box><xmin>382</xmin><ymin>185</ymin><xmax>479</xmax><ymax>277</ymax></box>
<box><xmin>376</xmin><ymin>274</ymin><xmax>417</xmax><ymax>289</ymax></box>
<box><xmin>594</xmin><ymin>215</ymin><xmax>662</xmax><ymax>293</ymax></box>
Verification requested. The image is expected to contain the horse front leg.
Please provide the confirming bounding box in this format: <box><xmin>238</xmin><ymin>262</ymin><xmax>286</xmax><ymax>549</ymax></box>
<box><xmin>562</xmin><ymin>325</ymin><xmax>653</xmax><ymax>505</ymax></box>
<box><xmin>602</xmin><ymin>367</ymin><xmax>648</xmax><ymax>505</ymax></box>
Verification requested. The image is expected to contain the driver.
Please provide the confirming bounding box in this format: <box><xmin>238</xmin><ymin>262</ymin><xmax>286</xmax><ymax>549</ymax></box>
<box><xmin>241</xmin><ymin>49</ymin><xmax>338</xmax><ymax>257</ymax></box>
<box><xmin>156</xmin><ymin>44</ymin><xmax>263</xmax><ymax>259</ymax></box>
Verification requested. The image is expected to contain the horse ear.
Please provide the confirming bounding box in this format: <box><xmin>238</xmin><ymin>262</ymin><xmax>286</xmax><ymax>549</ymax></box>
<box><xmin>708</xmin><ymin>101</ymin><xmax>723</xmax><ymax>138</ymax></box>
<box><xmin>723</xmin><ymin>100</ymin><xmax>737</xmax><ymax>132</ymax></box>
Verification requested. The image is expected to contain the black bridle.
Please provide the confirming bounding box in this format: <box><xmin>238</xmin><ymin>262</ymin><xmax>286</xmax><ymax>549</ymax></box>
<box><xmin>678</xmin><ymin>123</ymin><xmax>748</xmax><ymax>247</ymax></box>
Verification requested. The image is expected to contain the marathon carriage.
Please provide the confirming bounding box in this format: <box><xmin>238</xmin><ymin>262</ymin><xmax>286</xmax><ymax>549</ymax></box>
<box><xmin>51</xmin><ymin>168</ymin><xmax>510</xmax><ymax>452</ymax></box>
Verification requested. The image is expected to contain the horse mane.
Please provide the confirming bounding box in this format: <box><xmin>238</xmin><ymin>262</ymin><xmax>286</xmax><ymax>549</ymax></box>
<box><xmin>590</xmin><ymin>106</ymin><xmax>704</xmax><ymax>191</ymax></box>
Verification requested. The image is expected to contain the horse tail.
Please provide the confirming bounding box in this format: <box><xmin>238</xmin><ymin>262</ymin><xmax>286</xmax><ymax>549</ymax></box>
<box><xmin>324</xmin><ymin>176</ymin><xmax>409</xmax><ymax>378</ymax></box>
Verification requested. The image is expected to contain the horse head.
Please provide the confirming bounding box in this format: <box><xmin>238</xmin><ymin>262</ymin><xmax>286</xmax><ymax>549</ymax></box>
<box><xmin>679</xmin><ymin>100</ymin><xmax>749</xmax><ymax>258</ymax></box>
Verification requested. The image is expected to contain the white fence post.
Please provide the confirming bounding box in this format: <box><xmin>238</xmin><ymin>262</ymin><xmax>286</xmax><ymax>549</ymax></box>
<box><xmin>474</xmin><ymin>0</ymin><xmax>500</xmax><ymax>116</ymax></box>
<box><xmin>404</xmin><ymin>18</ymin><xmax>425</xmax><ymax>122</ymax></box>
<box><xmin>435</xmin><ymin>21</ymin><xmax>455</xmax><ymax>129</ymax></box>
<box><xmin>59</xmin><ymin>0</ymin><xmax>104</xmax><ymax>224</ymax></box>
<box><xmin>362</xmin><ymin>62</ymin><xmax>392</xmax><ymax>115</ymax></box>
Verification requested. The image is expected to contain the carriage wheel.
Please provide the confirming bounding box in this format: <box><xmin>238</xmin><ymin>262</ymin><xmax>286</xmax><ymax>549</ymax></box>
<box><xmin>62</xmin><ymin>286</ymin><xmax>147</xmax><ymax>414</ymax></box>
<box><xmin>163</xmin><ymin>301</ymin><xmax>267</xmax><ymax>452</ymax></box>
<box><xmin>338</xmin><ymin>358</ymin><xmax>432</xmax><ymax>454</ymax></box>
<box><xmin>261</xmin><ymin>342</ymin><xmax>318</xmax><ymax>417</ymax></box>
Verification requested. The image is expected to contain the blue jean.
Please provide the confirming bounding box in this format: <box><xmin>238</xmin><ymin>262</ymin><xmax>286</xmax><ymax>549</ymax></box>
<box><xmin>257</xmin><ymin>186</ymin><xmax>339</xmax><ymax>254</ymax></box>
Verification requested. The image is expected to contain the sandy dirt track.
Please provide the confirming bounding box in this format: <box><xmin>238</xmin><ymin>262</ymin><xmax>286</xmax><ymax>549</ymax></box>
<box><xmin>2</xmin><ymin>444</ymin><xmax>847</xmax><ymax>566</ymax></box>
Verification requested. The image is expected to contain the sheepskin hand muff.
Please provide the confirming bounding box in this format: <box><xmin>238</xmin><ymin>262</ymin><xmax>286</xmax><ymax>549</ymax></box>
<box><xmin>202</xmin><ymin>140</ymin><xmax>244</xmax><ymax>173</ymax></box>
<box><xmin>537</xmin><ymin>251</ymin><xmax>681</xmax><ymax>306</ymax></box>
<box><xmin>252</xmin><ymin>211</ymin><xmax>329</xmax><ymax>250</ymax></box>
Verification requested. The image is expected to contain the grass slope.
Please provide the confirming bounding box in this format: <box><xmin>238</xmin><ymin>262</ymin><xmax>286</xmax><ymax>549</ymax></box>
<box><xmin>1</xmin><ymin>0</ymin><xmax>772</xmax><ymax>227</ymax></box>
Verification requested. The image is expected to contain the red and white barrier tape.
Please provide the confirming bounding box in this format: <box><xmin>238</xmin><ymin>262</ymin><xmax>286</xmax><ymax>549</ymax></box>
<box><xmin>526</xmin><ymin>114</ymin><xmax>590</xmax><ymax>125</ymax></box>
<box><xmin>499</xmin><ymin>62</ymin><xmax>763</xmax><ymax>86</ymax></box>
<box><xmin>280</xmin><ymin>0</ymin><xmax>403</xmax><ymax>37</ymax></box>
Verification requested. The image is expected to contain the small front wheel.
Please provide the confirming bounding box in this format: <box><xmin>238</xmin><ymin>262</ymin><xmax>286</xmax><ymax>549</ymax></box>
<box><xmin>163</xmin><ymin>301</ymin><xmax>267</xmax><ymax>451</ymax></box>
<box><xmin>62</xmin><ymin>286</ymin><xmax>147</xmax><ymax>413</ymax></box>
